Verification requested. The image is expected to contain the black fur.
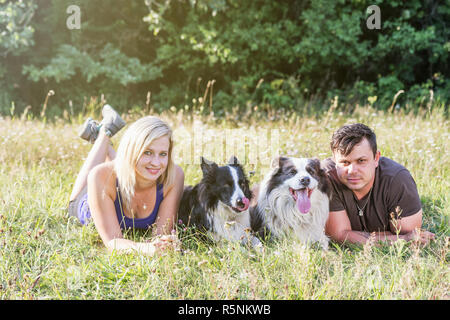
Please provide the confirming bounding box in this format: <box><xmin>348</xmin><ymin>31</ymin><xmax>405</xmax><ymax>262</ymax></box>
<box><xmin>266</xmin><ymin>157</ymin><xmax>296</xmax><ymax>195</ymax></box>
<box><xmin>307</xmin><ymin>158</ymin><xmax>332</xmax><ymax>198</ymax></box>
<box><xmin>178</xmin><ymin>156</ymin><xmax>253</xmax><ymax>234</ymax></box>
<box><xmin>249</xmin><ymin>206</ymin><xmax>267</xmax><ymax>240</ymax></box>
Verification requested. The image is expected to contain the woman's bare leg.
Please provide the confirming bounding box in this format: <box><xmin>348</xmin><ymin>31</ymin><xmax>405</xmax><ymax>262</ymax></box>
<box><xmin>105</xmin><ymin>143</ymin><xmax>116</xmax><ymax>162</ymax></box>
<box><xmin>70</xmin><ymin>127</ymin><xmax>114</xmax><ymax>201</ymax></box>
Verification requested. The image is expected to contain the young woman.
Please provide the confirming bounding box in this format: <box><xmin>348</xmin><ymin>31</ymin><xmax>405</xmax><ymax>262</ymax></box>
<box><xmin>68</xmin><ymin>105</ymin><xmax>184</xmax><ymax>255</ymax></box>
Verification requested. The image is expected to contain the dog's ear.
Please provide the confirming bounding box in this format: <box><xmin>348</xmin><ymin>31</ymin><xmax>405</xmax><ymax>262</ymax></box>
<box><xmin>309</xmin><ymin>158</ymin><xmax>321</xmax><ymax>172</ymax></box>
<box><xmin>200</xmin><ymin>156</ymin><xmax>218</xmax><ymax>175</ymax></box>
<box><xmin>270</xmin><ymin>157</ymin><xmax>279</xmax><ymax>169</ymax></box>
<box><xmin>271</xmin><ymin>156</ymin><xmax>288</xmax><ymax>169</ymax></box>
<box><xmin>308</xmin><ymin>158</ymin><xmax>332</xmax><ymax>197</ymax></box>
<box><xmin>307</xmin><ymin>158</ymin><xmax>326</xmax><ymax>176</ymax></box>
<box><xmin>228</xmin><ymin>155</ymin><xmax>240</xmax><ymax>165</ymax></box>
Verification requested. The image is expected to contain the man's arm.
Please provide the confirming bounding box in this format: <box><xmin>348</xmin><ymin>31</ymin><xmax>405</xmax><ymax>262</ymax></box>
<box><xmin>389</xmin><ymin>209</ymin><xmax>435</xmax><ymax>244</ymax></box>
<box><xmin>325</xmin><ymin>209</ymin><xmax>434</xmax><ymax>245</ymax></box>
<box><xmin>325</xmin><ymin>210</ymin><xmax>371</xmax><ymax>244</ymax></box>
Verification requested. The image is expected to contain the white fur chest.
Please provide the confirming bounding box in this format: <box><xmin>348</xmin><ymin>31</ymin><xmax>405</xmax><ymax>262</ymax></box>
<box><xmin>207</xmin><ymin>202</ymin><xmax>261</xmax><ymax>247</ymax></box>
<box><xmin>257</xmin><ymin>180</ymin><xmax>330</xmax><ymax>249</ymax></box>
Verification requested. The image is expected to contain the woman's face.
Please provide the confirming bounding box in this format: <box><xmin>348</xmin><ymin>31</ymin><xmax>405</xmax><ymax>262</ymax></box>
<box><xmin>135</xmin><ymin>135</ymin><xmax>170</xmax><ymax>185</ymax></box>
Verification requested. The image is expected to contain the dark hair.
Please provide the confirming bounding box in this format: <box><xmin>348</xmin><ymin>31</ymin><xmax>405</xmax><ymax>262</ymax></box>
<box><xmin>330</xmin><ymin>123</ymin><xmax>377</xmax><ymax>157</ymax></box>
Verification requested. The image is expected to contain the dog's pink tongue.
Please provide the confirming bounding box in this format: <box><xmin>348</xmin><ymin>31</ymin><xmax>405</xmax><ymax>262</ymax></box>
<box><xmin>237</xmin><ymin>197</ymin><xmax>250</xmax><ymax>211</ymax></box>
<box><xmin>242</xmin><ymin>197</ymin><xmax>250</xmax><ymax>209</ymax></box>
<box><xmin>296</xmin><ymin>190</ymin><xmax>311</xmax><ymax>214</ymax></box>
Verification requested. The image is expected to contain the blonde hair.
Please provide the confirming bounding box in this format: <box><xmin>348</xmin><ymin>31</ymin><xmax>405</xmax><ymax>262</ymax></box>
<box><xmin>114</xmin><ymin>116</ymin><xmax>176</xmax><ymax>212</ymax></box>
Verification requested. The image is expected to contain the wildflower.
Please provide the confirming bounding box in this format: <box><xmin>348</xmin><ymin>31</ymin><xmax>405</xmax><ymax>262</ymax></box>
<box><xmin>197</xmin><ymin>260</ymin><xmax>208</xmax><ymax>267</ymax></box>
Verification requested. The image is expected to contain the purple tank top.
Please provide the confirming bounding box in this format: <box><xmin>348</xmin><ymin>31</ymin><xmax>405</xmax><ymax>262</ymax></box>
<box><xmin>114</xmin><ymin>180</ymin><xmax>164</xmax><ymax>229</ymax></box>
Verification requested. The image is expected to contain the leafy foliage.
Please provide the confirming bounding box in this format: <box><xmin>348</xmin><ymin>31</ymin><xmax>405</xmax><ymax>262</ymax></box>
<box><xmin>0</xmin><ymin>0</ymin><xmax>36</xmax><ymax>56</ymax></box>
<box><xmin>0</xmin><ymin>0</ymin><xmax>448</xmax><ymax>116</ymax></box>
<box><xmin>0</xmin><ymin>0</ymin><xmax>37</xmax><ymax>113</ymax></box>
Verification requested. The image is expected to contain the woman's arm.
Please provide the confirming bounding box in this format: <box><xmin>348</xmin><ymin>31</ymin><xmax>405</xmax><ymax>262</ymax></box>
<box><xmin>107</xmin><ymin>236</ymin><xmax>179</xmax><ymax>255</ymax></box>
<box><xmin>155</xmin><ymin>165</ymin><xmax>185</xmax><ymax>235</ymax></box>
<box><xmin>87</xmin><ymin>163</ymin><xmax>176</xmax><ymax>255</ymax></box>
<box><xmin>87</xmin><ymin>162</ymin><xmax>123</xmax><ymax>245</ymax></box>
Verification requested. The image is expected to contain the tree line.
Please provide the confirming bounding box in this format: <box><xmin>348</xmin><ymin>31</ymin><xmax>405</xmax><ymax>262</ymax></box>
<box><xmin>0</xmin><ymin>0</ymin><xmax>448</xmax><ymax>116</ymax></box>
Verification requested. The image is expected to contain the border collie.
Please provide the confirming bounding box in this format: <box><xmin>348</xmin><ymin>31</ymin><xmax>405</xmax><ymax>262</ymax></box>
<box><xmin>178</xmin><ymin>156</ymin><xmax>261</xmax><ymax>248</ymax></box>
<box><xmin>251</xmin><ymin>156</ymin><xmax>331</xmax><ymax>249</ymax></box>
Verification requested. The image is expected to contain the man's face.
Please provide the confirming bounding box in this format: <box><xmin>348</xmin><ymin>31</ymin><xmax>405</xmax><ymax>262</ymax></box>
<box><xmin>333</xmin><ymin>138</ymin><xmax>380</xmax><ymax>197</ymax></box>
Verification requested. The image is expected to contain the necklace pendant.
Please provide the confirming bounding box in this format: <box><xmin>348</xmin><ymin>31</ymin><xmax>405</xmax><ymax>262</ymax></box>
<box><xmin>358</xmin><ymin>209</ymin><xmax>364</xmax><ymax>216</ymax></box>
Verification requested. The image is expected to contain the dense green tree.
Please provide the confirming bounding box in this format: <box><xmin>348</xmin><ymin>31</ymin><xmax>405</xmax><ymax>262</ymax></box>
<box><xmin>0</xmin><ymin>0</ymin><xmax>36</xmax><ymax>113</ymax></box>
<box><xmin>0</xmin><ymin>0</ymin><xmax>448</xmax><ymax>116</ymax></box>
<box><xmin>142</xmin><ymin>0</ymin><xmax>449</xmax><ymax>110</ymax></box>
<box><xmin>20</xmin><ymin>0</ymin><xmax>161</xmax><ymax>114</ymax></box>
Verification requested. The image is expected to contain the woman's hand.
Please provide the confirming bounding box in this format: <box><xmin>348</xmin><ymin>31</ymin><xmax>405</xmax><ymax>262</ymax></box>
<box><xmin>107</xmin><ymin>234</ymin><xmax>181</xmax><ymax>256</ymax></box>
<box><xmin>150</xmin><ymin>234</ymin><xmax>181</xmax><ymax>252</ymax></box>
<box><xmin>133</xmin><ymin>234</ymin><xmax>181</xmax><ymax>256</ymax></box>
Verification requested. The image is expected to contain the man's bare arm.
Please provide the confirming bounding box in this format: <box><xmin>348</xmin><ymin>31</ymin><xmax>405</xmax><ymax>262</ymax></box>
<box><xmin>325</xmin><ymin>209</ymin><xmax>434</xmax><ymax>245</ymax></box>
<box><xmin>325</xmin><ymin>210</ymin><xmax>370</xmax><ymax>245</ymax></box>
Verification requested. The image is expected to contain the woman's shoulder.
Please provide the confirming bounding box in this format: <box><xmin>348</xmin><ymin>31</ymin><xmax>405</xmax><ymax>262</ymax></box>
<box><xmin>162</xmin><ymin>164</ymin><xmax>184</xmax><ymax>197</ymax></box>
<box><xmin>88</xmin><ymin>161</ymin><xmax>117</xmax><ymax>195</ymax></box>
<box><xmin>90</xmin><ymin>161</ymin><xmax>115</xmax><ymax>178</ymax></box>
<box><xmin>174</xmin><ymin>164</ymin><xmax>185</xmax><ymax>180</ymax></box>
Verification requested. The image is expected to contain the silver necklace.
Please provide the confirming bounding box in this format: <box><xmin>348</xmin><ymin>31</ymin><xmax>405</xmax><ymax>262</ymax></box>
<box><xmin>355</xmin><ymin>187</ymin><xmax>373</xmax><ymax>216</ymax></box>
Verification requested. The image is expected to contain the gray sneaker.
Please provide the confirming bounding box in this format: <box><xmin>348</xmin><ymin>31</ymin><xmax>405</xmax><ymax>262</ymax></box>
<box><xmin>78</xmin><ymin>118</ymin><xmax>100</xmax><ymax>143</ymax></box>
<box><xmin>100</xmin><ymin>104</ymin><xmax>126</xmax><ymax>137</ymax></box>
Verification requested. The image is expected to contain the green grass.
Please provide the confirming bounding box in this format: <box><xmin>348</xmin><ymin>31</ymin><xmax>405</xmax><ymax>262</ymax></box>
<box><xmin>0</xmin><ymin>104</ymin><xmax>448</xmax><ymax>299</ymax></box>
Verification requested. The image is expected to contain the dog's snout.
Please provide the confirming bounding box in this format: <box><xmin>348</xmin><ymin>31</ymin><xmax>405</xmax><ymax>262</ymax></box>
<box><xmin>236</xmin><ymin>198</ymin><xmax>245</xmax><ymax>208</ymax></box>
<box><xmin>300</xmin><ymin>176</ymin><xmax>310</xmax><ymax>186</ymax></box>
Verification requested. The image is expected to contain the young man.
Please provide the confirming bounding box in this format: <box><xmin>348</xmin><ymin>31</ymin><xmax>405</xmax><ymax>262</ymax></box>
<box><xmin>323</xmin><ymin>123</ymin><xmax>435</xmax><ymax>246</ymax></box>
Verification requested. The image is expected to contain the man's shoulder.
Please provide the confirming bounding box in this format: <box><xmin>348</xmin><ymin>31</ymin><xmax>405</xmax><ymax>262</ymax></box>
<box><xmin>377</xmin><ymin>156</ymin><xmax>418</xmax><ymax>197</ymax></box>
<box><xmin>378</xmin><ymin>156</ymin><xmax>409</xmax><ymax>178</ymax></box>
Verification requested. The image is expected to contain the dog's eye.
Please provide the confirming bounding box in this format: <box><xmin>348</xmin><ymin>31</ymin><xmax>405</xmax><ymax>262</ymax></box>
<box><xmin>290</xmin><ymin>169</ymin><xmax>297</xmax><ymax>175</ymax></box>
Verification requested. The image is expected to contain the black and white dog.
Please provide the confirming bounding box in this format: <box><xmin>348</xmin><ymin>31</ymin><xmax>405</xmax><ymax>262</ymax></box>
<box><xmin>178</xmin><ymin>156</ymin><xmax>261</xmax><ymax>248</ymax></box>
<box><xmin>251</xmin><ymin>156</ymin><xmax>331</xmax><ymax>249</ymax></box>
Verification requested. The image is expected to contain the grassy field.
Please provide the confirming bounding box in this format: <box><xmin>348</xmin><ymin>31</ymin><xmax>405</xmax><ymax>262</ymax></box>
<box><xmin>0</xmin><ymin>103</ymin><xmax>448</xmax><ymax>300</ymax></box>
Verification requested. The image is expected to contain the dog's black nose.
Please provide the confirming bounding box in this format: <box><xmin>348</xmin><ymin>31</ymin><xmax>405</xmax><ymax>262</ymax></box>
<box><xmin>236</xmin><ymin>198</ymin><xmax>245</xmax><ymax>208</ymax></box>
<box><xmin>300</xmin><ymin>176</ymin><xmax>310</xmax><ymax>186</ymax></box>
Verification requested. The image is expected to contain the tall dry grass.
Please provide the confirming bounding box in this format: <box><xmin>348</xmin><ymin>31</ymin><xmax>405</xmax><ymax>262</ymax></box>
<box><xmin>0</xmin><ymin>102</ymin><xmax>448</xmax><ymax>299</ymax></box>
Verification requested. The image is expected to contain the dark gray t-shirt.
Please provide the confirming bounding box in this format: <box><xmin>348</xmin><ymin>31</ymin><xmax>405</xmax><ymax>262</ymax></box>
<box><xmin>323</xmin><ymin>157</ymin><xmax>422</xmax><ymax>232</ymax></box>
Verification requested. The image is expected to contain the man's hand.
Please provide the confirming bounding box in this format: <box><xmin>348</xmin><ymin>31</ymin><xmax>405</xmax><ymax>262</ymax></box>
<box><xmin>404</xmin><ymin>228</ymin><xmax>435</xmax><ymax>245</ymax></box>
